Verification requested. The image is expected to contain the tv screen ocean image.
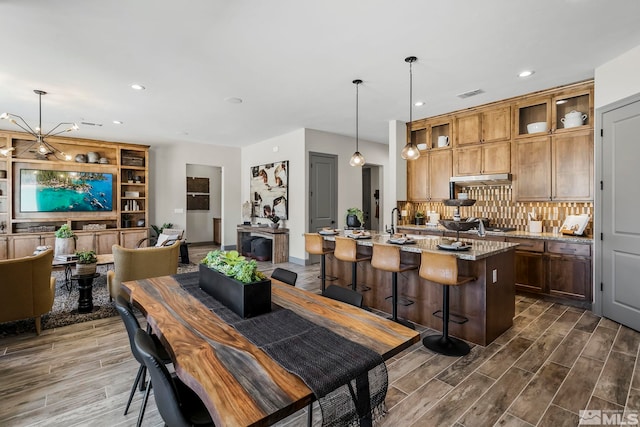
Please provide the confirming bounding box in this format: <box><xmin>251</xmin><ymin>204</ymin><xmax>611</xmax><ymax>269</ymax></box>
<box><xmin>21</xmin><ymin>169</ymin><xmax>113</xmax><ymax>212</ymax></box>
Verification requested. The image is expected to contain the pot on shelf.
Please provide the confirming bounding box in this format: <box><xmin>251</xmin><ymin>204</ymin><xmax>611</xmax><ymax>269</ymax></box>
<box><xmin>560</xmin><ymin>110</ymin><xmax>587</xmax><ymax>128</ymax></box>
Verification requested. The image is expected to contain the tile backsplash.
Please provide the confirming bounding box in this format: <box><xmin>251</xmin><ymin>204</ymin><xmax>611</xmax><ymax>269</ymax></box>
<box><xmin>399</xmin><ymin>185</ymin><xmax>593</xmax><ymax>236</ymax></box>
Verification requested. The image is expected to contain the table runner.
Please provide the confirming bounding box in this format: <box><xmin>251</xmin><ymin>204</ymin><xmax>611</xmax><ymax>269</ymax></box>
<box><xmin>173</xmin><ymin>272</ymin><xmax>388</xmax><ymax>427</ymax></box>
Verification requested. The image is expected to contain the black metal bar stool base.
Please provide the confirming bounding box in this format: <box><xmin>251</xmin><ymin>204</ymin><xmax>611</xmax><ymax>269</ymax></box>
<box><xmin>388</xmin><ymin>316</ymin><xmax>415</xmax><ymax>330</ymax></box>
<box><xmin>422</xmin><ymin>334</ymin><xmax>470</xmax><ymax>357</ymax></box>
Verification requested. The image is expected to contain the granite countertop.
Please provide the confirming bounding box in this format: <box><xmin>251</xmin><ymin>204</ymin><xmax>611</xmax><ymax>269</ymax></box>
<box><xmin>396</xmin><ymin>224</ymin><xmax>593</xmax><ymax>244</ymax></box>
<box><xmin>321</xmin><ymin>231</ymin><xmax>518</xmax><ymax>261</ymax></box>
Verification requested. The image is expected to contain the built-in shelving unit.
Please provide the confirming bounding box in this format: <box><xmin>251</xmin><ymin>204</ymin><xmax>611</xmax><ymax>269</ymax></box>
<box><xmin>0</xmin><ymin>130</ymin><xmax>149</xmax><ymax>259</ymax></box>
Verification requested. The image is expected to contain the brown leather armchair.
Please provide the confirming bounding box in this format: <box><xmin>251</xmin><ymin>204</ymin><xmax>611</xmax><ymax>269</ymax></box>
<box><xmin>107</xmin><ymin>241</ymin><xmax>180</xmax><ymax>301</ymax></box>
<box><xmin>0</xmin><ymin>249</ymin><xmax>56</xmax><ymax>335</ymax></box>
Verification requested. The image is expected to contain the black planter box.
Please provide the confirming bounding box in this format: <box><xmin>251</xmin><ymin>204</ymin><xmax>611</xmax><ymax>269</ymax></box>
<box><xmin>198</xmin><ymin>264</ymin><xmax>271</xmax><ymax>318</ymax></box>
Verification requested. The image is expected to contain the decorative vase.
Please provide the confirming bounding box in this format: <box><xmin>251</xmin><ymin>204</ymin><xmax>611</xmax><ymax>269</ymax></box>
<box><xmin>415</xmin><ymin>217</ymin><xmax>425</xmax><ymax>226</ymax></box>
<box><xmin>75</xmin><ymin>262</ymin><xmax>97</xmax><ymax>276</ymax></box>
<box><xmin>346</xmin><ymin>214</ymin><xmax>361</xmax><ymax>228</ymax></box>
<box><xmin>270</xmin><ymin>222</ymin><xmax>280</xmax><ymax>229</ymax></box>
<box><xmin>54</xmin><ymin>237</ymin><xmax>76</xmax><ymax>257</ymax></box>
<box><xmin>198</xmin><ymin>264</ymin><xmax>271</xmax><ymax>318</ymax></box>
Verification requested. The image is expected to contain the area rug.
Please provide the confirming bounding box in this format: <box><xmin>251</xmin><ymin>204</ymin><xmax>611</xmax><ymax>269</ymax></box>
<box><xmin>0</xmin><ymin>263</ymin><xmax>199</xmax><ymax>338</ymax></box>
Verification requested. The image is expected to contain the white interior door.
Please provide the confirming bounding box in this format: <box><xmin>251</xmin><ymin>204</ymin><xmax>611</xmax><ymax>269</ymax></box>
<box><xmin>600</xmin><ymin>97</ymin><xmax>640</xmax><ymax>331</ymax></box>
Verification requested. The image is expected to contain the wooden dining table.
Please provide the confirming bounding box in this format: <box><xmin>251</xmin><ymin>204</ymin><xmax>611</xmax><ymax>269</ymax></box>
<box><xmin>122</xmin><ymin>274</ymin><xmax>420</xmax><ymax>427</ymax></box>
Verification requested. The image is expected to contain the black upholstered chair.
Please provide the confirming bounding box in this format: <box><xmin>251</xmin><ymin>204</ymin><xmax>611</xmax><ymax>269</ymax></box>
<box><xmin>115</xmin><ymin>295</ymin><xmax>171</xmax><ymax>427</ymax></box>
<box><xmin>271</xmin><ymin>268</ymin><xmax>298</xmax><ymax>286</ymax></box>
<box><xmin>322</xmin><ymin>285</ymin><xmax>364</xmax><ymax>308</ymax></box>
<box><xmin>134</xmin><ymin>329</ymin><xmax>215</xmax><ymax>427</ymax></box>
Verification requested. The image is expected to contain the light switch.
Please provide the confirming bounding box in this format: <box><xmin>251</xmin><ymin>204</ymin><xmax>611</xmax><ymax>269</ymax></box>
<box><xmin>492</xmin><ymin>269</ymin><xmax>498</xmax><ymax>283</ymax></box>
<box><xmin>174</xmin><ymin>208</ymin><xmax>184</xmax><ymax>214</ymax></box>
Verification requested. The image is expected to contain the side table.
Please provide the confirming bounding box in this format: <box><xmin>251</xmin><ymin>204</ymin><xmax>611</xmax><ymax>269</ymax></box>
<box><xmin>71</xmin><ymin>273</ymin><xmax>100</xmax><ymax>313</ymax></box>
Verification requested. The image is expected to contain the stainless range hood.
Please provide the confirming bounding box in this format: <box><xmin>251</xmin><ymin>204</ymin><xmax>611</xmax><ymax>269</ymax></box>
<box><xmin>450</xmin><ymin>173</ymin><xmax>512</xmax><ymax>186</ymax></box>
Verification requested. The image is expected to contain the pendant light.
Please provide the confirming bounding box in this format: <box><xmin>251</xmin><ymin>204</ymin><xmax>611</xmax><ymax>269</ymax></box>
<box><xmin>401</xmin><ymin>56</ymin><xmax>420</xmax><ymax>161</ymax></box>
<box><xmin>349</xmin><ymin>79</ymin><xmax>365</xmax><ymax>167</ymax></box>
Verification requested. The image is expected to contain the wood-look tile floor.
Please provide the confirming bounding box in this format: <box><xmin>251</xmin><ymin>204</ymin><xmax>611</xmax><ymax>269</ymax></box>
<box><xmin>1</xmin><ymin>244</ymin><xmax>639</xmax><ymax>426</ymax></box>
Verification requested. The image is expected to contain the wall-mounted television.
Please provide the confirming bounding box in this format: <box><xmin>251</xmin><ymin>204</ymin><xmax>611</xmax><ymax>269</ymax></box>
<box><xmin>20</xmin><ymin>169</ymin><xmax>114</xmax><ymax>212</ymax></box>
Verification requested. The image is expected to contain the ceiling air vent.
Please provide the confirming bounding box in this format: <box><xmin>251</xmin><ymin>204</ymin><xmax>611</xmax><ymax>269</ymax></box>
<box><xmin>457</xmin><ymin>89</ymin><xmax>484</xmax><ymax>99</ymax></box>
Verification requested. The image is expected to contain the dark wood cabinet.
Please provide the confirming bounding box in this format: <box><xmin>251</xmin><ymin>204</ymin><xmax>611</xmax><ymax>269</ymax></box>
<box><xmin>547</xmin><ymin>254</ymin><xmax>592</xmax><ymax>301</ymax></box>
<box><xmin>514</xmin><ymin>251</ymin><xmax>545</xmax><ymax>293</ymax></box>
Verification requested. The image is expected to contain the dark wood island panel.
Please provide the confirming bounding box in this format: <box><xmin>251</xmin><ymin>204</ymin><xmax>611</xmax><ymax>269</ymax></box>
<box><xmin>323</xmin><ymin>234</ymin><xmax>517</xmax><ymax>346</ymax></box>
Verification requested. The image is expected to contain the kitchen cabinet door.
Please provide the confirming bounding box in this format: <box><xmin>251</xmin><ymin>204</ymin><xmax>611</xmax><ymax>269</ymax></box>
<box><xmin>552</xmin><ymin>129</ymin><xmax>593</xmax><ymax>201</ymax></box>
<box><xmin>455</xmin><ymin>114</ymin><xmax>482</xmax><ymax>146</ymax></box>
<box><xmin>453</xmin><ymin>146</ymin><xmax>482</xmax><ymax>176</ymax></box>
<box><xmin>407</xmin><ymin>155</ymin><xmax>429</xmax><ymax>201</ymax></box>
<box><xmin>514</xmin><ymin>251</ymin><xmax>545</xmax><ymax>293</ymax></box>
<box><xmin>481</xmin><ymin>107</ymin><xmax>511</xmax><ymax>143</ymax></box>
<box><xmin>515</xmin><ymin>136</ymin><xmax>551</xmax><ymax>201</ymax></box>
<box><xmin>429</xmin><ymin>149</ymin><xmax>452</xmax><ymax>200</ymax></box>
<box><xmin>482</xmin><ymin>141</ymin><xmax>511</xmax><ymax>174</ymax></box>
<box><xmin>547</xmin><ymin>254</ymin><xmax>592</xmax><ymax>301</ymax></box>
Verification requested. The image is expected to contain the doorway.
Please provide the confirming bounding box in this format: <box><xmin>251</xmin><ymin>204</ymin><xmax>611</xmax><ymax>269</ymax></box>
<box><xmin>186</xmin><ymin>164</ymin><xmax>222</xmax><ymax>244</ymax></box>
<box><xmin>598</xmin><ymin>95</ymin><xmax>640</xmax><ymax>331</ymax></box>
<box><xmin>362</xmin><ymin>165</ymin><xmax>381</xmax><ymax>231</ymax></box>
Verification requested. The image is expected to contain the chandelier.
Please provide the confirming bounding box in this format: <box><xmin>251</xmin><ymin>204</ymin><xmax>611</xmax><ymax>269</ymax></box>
<box><xmin>349</xmin><ymin>79</ymin><xmax>365</xmax><ymax>167</ymax></box>
<box><xmin>400</xmin><ymin>56</ymin><xmax>420</xmax><ymax>161</ymax></box>
<box><xmin>0</xmin><ymin>89</ymin><xmax>78</xmax><ymax>160</ymax></box>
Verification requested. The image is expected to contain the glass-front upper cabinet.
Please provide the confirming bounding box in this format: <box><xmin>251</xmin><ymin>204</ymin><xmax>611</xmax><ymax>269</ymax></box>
<box><xmin>515</xmin><ymin>83</ymin><xmax>593</xmax><ymax>138</ymax></box>
<box><xmin>409</xmin><ymin>118</ymin><xmax>452</xmax><ymax>151</ymax></box>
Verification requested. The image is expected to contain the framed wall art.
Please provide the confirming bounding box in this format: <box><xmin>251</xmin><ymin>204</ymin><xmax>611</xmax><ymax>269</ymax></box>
<box><xmin>250</xmin><ymin>160</ymin><xmax>288</xmax><ymax>219</ymax></box>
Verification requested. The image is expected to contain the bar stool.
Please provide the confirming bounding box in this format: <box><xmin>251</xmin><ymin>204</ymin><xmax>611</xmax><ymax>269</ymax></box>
<box><xmin>371</xmin><ymin>243</ymin><xmax>418</xmax><ymax>329</ymax></box>
<box><xmin>419</xmin><ymin>251</ymin><xmax>474</xmax><ymax>356</ymax></box>
<box><xmin>304</xmin><ymin>233</ymin><xmax>336</xmax><ymax>292</ymax></box>
<box><xmin>333</xmin><ymin>236</ymin><xmax>372</xmax><ymax>292</ymax></box>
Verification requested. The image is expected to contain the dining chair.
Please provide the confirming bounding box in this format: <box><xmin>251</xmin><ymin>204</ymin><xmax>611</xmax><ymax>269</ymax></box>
<box><xmin>322</xmin><ymin>285</ymin><xmax>364</xmax><ymax>308</ymax></box>
<box><xmin>115</xmin><ymin>295</ymin><xmax>172</xmax><ymax>427</ymax></box>
<box><xmin>271</xmin><ymin>267</ymin><xmax>297</xmax><ymax>286</ymax></box>
<box><xmin>134</xmin><ymin>329</ymin><xmax>215</xmax><ymax>427</ymax></box>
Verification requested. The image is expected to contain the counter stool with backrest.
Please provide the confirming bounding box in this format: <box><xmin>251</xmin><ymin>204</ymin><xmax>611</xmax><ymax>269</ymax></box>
<box><xmin>304</xmin><ymin>233</ymin><xmax>336</xmax><ymax>292</ymax></box>
<box><xmin>419</xmin><ymin>251</ymin><xmax>475</xmax><ymax>356</ymax></box>
<box><xmin>371</xmin><ymin>243</ymin><xmax>418</xmax><ymax>329</ymax></box>
<box><xmin>333</xmin><ymin>236</ymin><xmax>372</xmax><ymax>293</ymax></box>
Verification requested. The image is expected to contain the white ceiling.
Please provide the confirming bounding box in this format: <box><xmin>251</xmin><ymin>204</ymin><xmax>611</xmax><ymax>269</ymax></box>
<box><xmin>2</xmin><ymin>0</ymin><xmax>640</xmax><ymax>148</ymax></box>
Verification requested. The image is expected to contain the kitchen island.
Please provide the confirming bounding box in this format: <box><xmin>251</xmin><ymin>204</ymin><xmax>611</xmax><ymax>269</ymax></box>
<box><xmin>322</xmin><ymin>232</ymin><xmax>519</xmax><ymax>346</ymax></box>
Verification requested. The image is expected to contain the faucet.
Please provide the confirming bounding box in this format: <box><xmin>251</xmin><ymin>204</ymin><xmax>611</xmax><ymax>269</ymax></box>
<box><xmin>387</xmin><ymin>207</ymin><xmax>400</xmax><ymax>235</ymax></box>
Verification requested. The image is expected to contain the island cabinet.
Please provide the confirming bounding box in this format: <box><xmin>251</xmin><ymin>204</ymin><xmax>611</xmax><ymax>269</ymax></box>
<box><xmin>323</xmin><ymin>234</ymin><xmax>518</xmax><ymax>346</ymax></box>
<box><xmin>453</xmin><ymin>140</ymin><xmax>511</xmax><ymax>176</ymax></box>
<box><xmin>454</xmin><ymin>106</ymin><xmax>511</xmax><ymax>146</ymax></box>
<box><xmin>406</xmin><ymin>148</ymin><xmax>452</xmax><ymax>201</ymax></box>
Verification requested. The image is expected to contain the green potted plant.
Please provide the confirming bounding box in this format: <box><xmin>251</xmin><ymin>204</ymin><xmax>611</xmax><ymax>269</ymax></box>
<box><xmin>54</xmin><ymin>224</ymin><xmax>77</xmax><ymax>257</ymax></box>
<box><xmin>75</xmin><ymin>249</ymin><xmax>98</xmax><ymax>276</ymax></box>
<box><xmin>415</xmin><ymin>211</ymin><xmax>425</xmax><ymax>226</ymax></box>
<box><xmin>345</xmin><ymin>207</ymin><xmax>364</xmax><ymax>228</ymax></box>
<box><xmin>151</xmin><ymin>222</ymin><xmax>174</xmax><ymax>238</ymax></box>
<box><xmin>200</xmin><ymin>250</ymin><xmax>270</xmax><ymax>318</ymax></box>
<box><xmin>267</xmin><ymin>214</ymin><xmax>280</xmax><ymax>229</ymax></box>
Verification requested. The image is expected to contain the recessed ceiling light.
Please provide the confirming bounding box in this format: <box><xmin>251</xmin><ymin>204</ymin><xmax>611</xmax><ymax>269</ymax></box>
<box><xmin>113</xmin><ymin>120</ymin><xmax>123</xmax><ymax>125</ymax></box>
<box><xmin>518</xmin><ymin>70</ymin><xmax>535</xmax><ymax>78</ymax></box>
<box><xmin>224</xmin><ymin>97</ymin><xmax>243</xmax><ymax>104</ymax></box>
<box><xmin>414</xmin><ymin>101</ymin><xmax>425</xmax><ymax>107</ymax></box>
<box><xmin>131</xmin><ymin>83</ymin><xmax>145</xmax><ymax>90</ymax></box>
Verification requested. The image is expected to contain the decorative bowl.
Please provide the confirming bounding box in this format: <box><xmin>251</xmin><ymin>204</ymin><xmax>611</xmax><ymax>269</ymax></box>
<box><xmin>527</xmin><ymin>122</ymin><xmax>547</xmax><ymax>134</ymax></box>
